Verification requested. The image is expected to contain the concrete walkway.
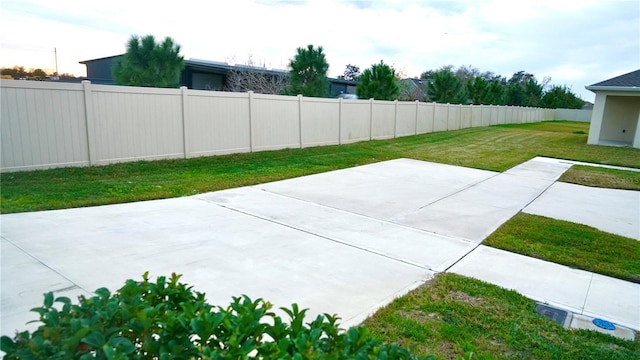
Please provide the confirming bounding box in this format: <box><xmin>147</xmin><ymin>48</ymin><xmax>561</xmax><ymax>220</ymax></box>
<box><xmin>2</xmin><ymin>157</ymin><xmax>638</xmax><ymax>337</ymax></box>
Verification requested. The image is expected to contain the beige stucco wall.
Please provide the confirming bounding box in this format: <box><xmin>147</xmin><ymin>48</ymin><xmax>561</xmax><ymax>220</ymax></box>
<box><xmin>587</xmin><ymin>90</ymin><xmax>640</xmax><ymax>148</ymax></box>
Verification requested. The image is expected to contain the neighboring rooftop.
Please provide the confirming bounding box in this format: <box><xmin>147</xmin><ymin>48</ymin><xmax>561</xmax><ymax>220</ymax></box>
<box><xmin>588</xmin><ymin>69</ymin><xmax>640</xmax><ymax>88</ymax></box>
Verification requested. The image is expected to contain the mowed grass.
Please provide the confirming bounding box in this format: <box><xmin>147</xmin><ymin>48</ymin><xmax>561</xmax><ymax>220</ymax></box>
<box><xmin>560</xmin><ymin>165</ymin><xmax>640</xmax><ymax>190</ymax></box>
<box><xmin>484</xmin><ymin>213</ymin><xmax>640</xmax><ymax>283</ymax></box>
<box><xmin>2</xmin><ymin>120</ymin><xmax>640</xmax><ymax>356</ymax></box>
<box><xmin>364</xmin><ymin>273</ymin><xmax>640</xmax><ymax>360</ymax></box>
<box><xmin>2</xmin><ymin>121</ymin><xmax>639</xmax><ymax>214</ymax></box>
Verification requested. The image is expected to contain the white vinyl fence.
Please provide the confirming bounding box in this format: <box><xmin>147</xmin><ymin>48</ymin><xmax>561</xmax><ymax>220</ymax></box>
<box><xmin>554</xmin><ymin>108</ymin><xmax>592</xmax><ymax>122</ymax></box>
<box><xmin>1</xmin><ymin>80</ymin><xmax>561</xmax><ymax>172</ymax></box>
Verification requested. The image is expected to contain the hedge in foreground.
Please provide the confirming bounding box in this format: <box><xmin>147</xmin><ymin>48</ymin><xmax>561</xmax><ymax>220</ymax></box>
<box><xmin>1</xmin><ymin>273</ymin><xmax>426</xmax><ymax>359</ymax></box>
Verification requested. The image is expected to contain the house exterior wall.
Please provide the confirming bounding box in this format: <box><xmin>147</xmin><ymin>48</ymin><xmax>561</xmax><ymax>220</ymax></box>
<box><xmin>601</xmin><ymin>96</ymin><xmax>639</xmax><ymax>143</ymax></box>
<box><xmin>83</xmin><ymin>56</ymin><xmax>120</xmax><ymax>84</ymax></box>
<box><xmin>587</xmin><ymin>92</ymin><xmax>606</xmax><ymax>145</ymax></box>
<box><xmin>83</xmin><ymin>57</ymin><xmax>356</xmax><ymax>96</ymax></box>
<box><xmin>588</xmin><ymin>90</ymin><xmax>640</xmax><ymax>148</ymax></box>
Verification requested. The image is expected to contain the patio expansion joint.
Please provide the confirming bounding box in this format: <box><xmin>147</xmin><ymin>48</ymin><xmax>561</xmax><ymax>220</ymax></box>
<box><xmin>580</xmin><ymin>273</ymin><xmax>595</xmax><ymax>316</ymax></box>
<box><xmin>235</xmin><ymin>187</ymin><xmax>480</xmax><ymax>245</ymax></box>
<box><xmin>1</xmin><ymin>236</ymin><xmax>94</xmax><ymax>295</ymax></box>
<box><xmin>441</xmin><ymin>168</ymin><xmax>572</xmax><ymax>274</ymax></box>
<box><xmin>413</xmin><ymin>172</ymin><xmax>504</xmax><ymax>212</ymax></box>
<box><xmin>204</xmin><ymin>199</ymin><xmax>434</xmax><ymax>272</ymax></box>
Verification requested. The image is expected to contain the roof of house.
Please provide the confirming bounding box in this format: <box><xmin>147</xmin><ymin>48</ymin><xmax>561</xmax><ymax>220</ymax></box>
<box><xmin>79</xmin><ymin>54</ymin><xmax>124</xmax><ymax>64</ymax></box>
<box><xmin>588</xmin><ymin>69</ymin><xmax>640</xmax><ymax>88</ymax></box>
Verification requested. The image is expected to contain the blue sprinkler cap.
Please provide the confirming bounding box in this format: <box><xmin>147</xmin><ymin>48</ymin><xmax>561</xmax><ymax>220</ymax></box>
<box><xmin>592</xmin><ymin>318</ymin><xmax>616</xmax><ymax>330</ymax></box>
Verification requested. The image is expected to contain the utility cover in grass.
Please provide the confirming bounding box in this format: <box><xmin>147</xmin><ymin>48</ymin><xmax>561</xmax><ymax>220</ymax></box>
<box><xmin>535</xmin><ymin>303</ymin><xmax>568</xmax><ymax>325</ymax></box>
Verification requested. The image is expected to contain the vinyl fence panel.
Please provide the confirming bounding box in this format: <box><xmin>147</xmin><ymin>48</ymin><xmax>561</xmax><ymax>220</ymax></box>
<box><xmin>1</xmin><ymin>81</ymin><xmax>89</xmax><ymax>171</ymax></box>
<box><xmin>301</xmin><ymin>97</ymin><xmax>340</xmax><ymax>147</ymax></box>
<box><xmin>555</xmin><ymin>108</ymin><xmax>592</xmax><ymax>122</ymax></box>
<box><xmin>433</xmin><ymin>103</ymin><xmax>449</xmax><ymax>132</ymax></box>
<box><xmin>371</xmin><ymin>100</ymin><xmax>396</xmax><ymax>139</ymax></box>
<box><xmin>0</xmin><ymin>80</ymin><xmax>566</xmax><ymax>172</ymax></box>
<box><xmin>460</xmin><ymin>106</ymin><xmax>472</xmax><ymax>129</ymax></box>
<box><xmin>396</xmin><ymin>102</ymin><xmax>418</xmax><ymax>137</ymax></box>
<box><xmin>447</xmin><ymin>105</ymin><xmax>462</xmax><ymax>130</ymax></box>
<box><xmin>90</xmin><ymin>84</ymin><xmax>184</xmax><ymax>164</ymax></box>
<box><xmin>186</xmin><ymin>90</ymin><xmax>251</xmax><ymax>157</ymax></box>
<box><xmin>416</xmin><ymin>102</ymin><xmax>434</xmax><ymax>134</ymax></box>
<box><xmin>340</xmin><ymin>99</ymin><xmax>371</xmax><ymax>143</ymax></box>
<box><xmin>251</xmin><ymin>93</ymin><xmax>300</xmax><ymax>151</ymax></box>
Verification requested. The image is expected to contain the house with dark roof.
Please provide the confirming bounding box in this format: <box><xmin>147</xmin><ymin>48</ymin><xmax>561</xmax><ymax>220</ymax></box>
<box><xmin>79</xmin><ymin>55</ymin><xmax>358</xmax><ymax>97</ymax></box>
<box><xmin>585</xmin><ymin>69</ymin><xmax>640</xmax><ymax>148</ymax></box>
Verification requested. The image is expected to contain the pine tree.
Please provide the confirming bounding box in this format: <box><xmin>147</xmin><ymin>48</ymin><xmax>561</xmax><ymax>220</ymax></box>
<box><xmin>356</xmin><ymin>61</ymin><xmax>399</xmax><ymax>100</ymax></box>
<box><xmin>286</xmin><ymin>45</ymin><xmax>329</xmax><ymax>97</ymax></box>
<box><xmin>113</xmin><ymin>35</ymin><xmax>184</xmax><ymax>88</ymax></box>
<box><xmin>427</xmin><ymin>69</ymin><xmax>467</xmax><ymax>104</ymax></box>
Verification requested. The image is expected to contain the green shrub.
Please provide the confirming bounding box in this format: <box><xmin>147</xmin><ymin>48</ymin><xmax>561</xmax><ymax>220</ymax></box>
<box><xmin>1</xmin><ymin>273</ymin><xmax>426</xmax><ymax>359</ymax></box>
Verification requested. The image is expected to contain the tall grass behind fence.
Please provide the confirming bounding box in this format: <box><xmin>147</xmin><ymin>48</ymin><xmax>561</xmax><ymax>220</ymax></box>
<box><xmin>1</xmin><ymin>80</ymin><xmax>580</xmax><ymax>172</ymax></box>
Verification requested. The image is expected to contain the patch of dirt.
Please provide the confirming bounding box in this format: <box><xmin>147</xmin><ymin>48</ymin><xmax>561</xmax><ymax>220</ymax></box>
<box><xmin>433</xmin><ymin>340</ymin><xmax>466</xmax><ymax>359</ymax></box>
<box><xmin>398</xmin><ymin>309</ymin><xmax>442</xmax><ymax>323</ymax></box>
<box><xmin>447</xmin><ymin>291</ymin><xmax>485</xmax><ymax>307</ymax></box>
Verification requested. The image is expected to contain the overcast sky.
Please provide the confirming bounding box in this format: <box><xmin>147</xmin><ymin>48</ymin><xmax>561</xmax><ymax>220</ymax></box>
<box><xmin>1</xmin><ymin>0</ymin><xmax>638</xmax><ymax>102</ymax></box>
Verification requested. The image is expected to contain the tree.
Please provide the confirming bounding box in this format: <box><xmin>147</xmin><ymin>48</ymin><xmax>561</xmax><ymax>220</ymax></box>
<box><xmin>32</xmin><ymin>69</ymin><xmax>48</xmax><ymax>80</ymax></box>
<box><xmin>485</xmin><ymin>80</ymin><xmax>506</xmax><ymax>105</ymax></box>
<box><xmin>286</xmin><ymin>45</ymin><xmax>329</xmax><ymax>97</ymax></box>
<box><xmin>113</xmin><ymin>35</ymin><xmax>184</xmax><ymax>88</ymax></box>
<box><xmin>467</xmin><ymin>77</ymin><xmax>506</xmax><ymax>105</ymax></box>
<box><xmin>224</xmin><ymin>56</ymin><xmax>289</xmax><ymax>94</ymax></box>
<box><xmin>1</xmin><ymin>66</ymin><xmax>51</xmax><ymax>80</ymax></box>
<box><xmin>1</xmin><ymin>66</ymin><xmax>29</xmax><ymax>79</ymax></box>
<box><xmin>453</xmin><ymin>65</ymin><xmax>480</xmax><ymax>83</ymax></box>
<box><xmin>466</xmin><ymin>76</ymin><xmax>489</xmax><ymax>105</ymax></box>
<box><xmin>356</xmin><ymin>60</ymin><xmax>400</xmax><ymax>100</ymax></box>
<box><xmin>504</xmin><ymin>71</ymin><xmax>545</xmax><ymax>107</ymax></box>
<box><xmin>340</xmin><ymin>64</ymin><xmax>361</xmax><ymax>81</ymax></box>
<box><xmin>541</xmin><ymin>85</ymin><xmax>585</xmax><ymax>109</ymax></box>
<box><xmin>427</xmin><ymin>68</ymin><xmax>467</xmax><ymax>104</ymax></box>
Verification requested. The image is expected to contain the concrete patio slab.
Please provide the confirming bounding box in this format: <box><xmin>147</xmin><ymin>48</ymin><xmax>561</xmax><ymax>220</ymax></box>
<box><xmin>449</xmin><ymin>246</ymin><xmax>640</xmax><ymax>330</ymax></box>
<box><xmin>504</xmin><ymin>157</ymin><xmax>574</xmax><ymax>181</ymax></box>
<box><xmin>1</xmin><ymin>196</ymin><xmax>433</xmax><ymax>336</ymax></box>
<box><xmin>257</xmin><ymin>158</ymin><xmax>497</xmax><ymax>221</ymax></box>
<box><xmin>198</xmin><ymin>187</ymin><xmax>475</xmax><ymax>272</ymax></box>
<box><xmin>394</xmin><ymin>198</ymin><xmax>516</xmax><ymax>243</ymax></box>
<box><xmin>524</xmin><ymin>182</ymin><xmax>640</xmax><ymax>240</ymax></box>
<box><xmin>1</xmin><ymin>239</ymin><xmax>92</xmax><ymax>335</ymax></box>
<box><xmin>393</xmin><ymin>172</ymin><xmax>556</xmax><ymax>242</ymax></box>
<box><xmin>582</xmin><ymin>273</ymin><xmax>640</xmax><ymax>329</ymax></box>
<box><xmin>2</xmin><ymin>156</ymin><xmax>638</xmax><ymax>339</ymax></box>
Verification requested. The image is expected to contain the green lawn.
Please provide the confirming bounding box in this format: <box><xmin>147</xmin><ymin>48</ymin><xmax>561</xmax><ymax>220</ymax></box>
<box><xmin>560</xmin><ymin>165</ymin><xmax>640</xmax><ymax>190</ymax></box>
<box><xmin>364</xmin><ymin>273</ymin><xmax>639</xmax><ymax>359</ymax></box>
<box><xmin>2</xmin><ymin>120</ymin><xmax>639</xmax><ymax>357</ymax></box>
<box><xmin>483</xmin><ymin>213</ymin><xmax>640</xmax><ymax>283</ymax></box>
<box><xmin>2</xmin><ymin>121</ymin><xmax>638</xmax><ymax>214</ymax></box>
